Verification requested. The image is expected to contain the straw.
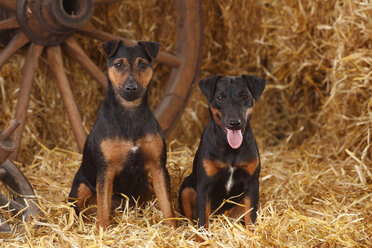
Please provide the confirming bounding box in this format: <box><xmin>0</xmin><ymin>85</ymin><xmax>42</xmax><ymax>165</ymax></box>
<box><xmin>0</xmin><ymin>0</ymin><xmax>370</xmax><ymax>246</ymax></box>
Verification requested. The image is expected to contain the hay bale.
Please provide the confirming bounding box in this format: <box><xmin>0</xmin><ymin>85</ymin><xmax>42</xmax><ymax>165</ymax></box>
<box><xmin>0</xmin><ymin>0</ymin><xmax>370</xmax><ymax>246</ymax></box>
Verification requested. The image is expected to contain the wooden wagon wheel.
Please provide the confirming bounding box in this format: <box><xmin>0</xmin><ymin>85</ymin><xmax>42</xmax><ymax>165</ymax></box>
<box><xmin>0</xmin><ymin>0</ymin><xmax>203</xmax><ymax>159</ymax></box>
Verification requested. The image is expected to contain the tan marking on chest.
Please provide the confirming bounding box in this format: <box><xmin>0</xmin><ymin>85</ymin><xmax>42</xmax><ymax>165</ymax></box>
<box><xmin>236</xmin><ymin>158</ymin><xmax>259</xmax><ymax>175</ymax></box>
<box><xmin>203</xmin><ymin>159</ymin><xmax>229</xmax><ymax>177</ymax></box>
<box><xmin>100</xmin><ymin>138</ymin><xmax>134</xmax><ymax>172</ymax></box>
<box><xmin>138</xmin><ymin>134</ymin><xmax>163</xmax><ymax>165</ymax></box>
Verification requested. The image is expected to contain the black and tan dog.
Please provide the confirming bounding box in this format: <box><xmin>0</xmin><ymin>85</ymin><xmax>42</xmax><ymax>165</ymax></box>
<box><xmin>178</xmin><ymin>75</ymin><xmax>265</xmax><ymax>229</ymax></box>
<box><xmin>69</xmin><ymin>40</ymin><xmax>176</xmax><ymax>230</ymax></box>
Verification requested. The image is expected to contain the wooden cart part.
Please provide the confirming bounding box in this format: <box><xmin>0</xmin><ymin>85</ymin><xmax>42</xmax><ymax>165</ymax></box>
<box><xmin>0</xmin><ymin>121</ymin><xmax>39</xmax><ymax>233</ymax></box>
<box><xmin>0</xmin><ymin>160</ymin><xmax>39</xmax><ymax>233</ymax></box>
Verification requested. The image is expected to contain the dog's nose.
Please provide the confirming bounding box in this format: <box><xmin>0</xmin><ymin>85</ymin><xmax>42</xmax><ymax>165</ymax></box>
<box><xmin>228</xmin><ymin>119</ymin><xmax>241</xmax><ymax>128</ymax></box>
<box><xmin>125</xmin><ymin>83</ymin><xmax>138</xmax><ymax>92</ymax></box>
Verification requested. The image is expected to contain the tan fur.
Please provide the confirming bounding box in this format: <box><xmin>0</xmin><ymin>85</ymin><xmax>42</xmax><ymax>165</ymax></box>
<box><xmin>225</xmin><ymin>196</ymin><xmax>253</xmax><ymax>226</ymax></box>
<box><xmin>180</xmin><ymin>187</ymin><xmax>197</xmax><ymax>220</ymax></box>
<box><xmin>236</xmin><ymin>158</ymin><xmax>259</xmax><ymax>176</ymax></box>
<box><xmin>108</xmin><ymin>58</ymin><xmax>129</xmax><ymax>88</ymax></box>
<box><xmin>76</xmin><ymin>183</ymin><xmax>94</xmax><ymax>211</ymax></box>
<box><xmin>244</xmin><ymin>196</ymin><xmax>252</xmax><ymax>226</ymax></box>
<box><xmin>119</xmin><ymin>97</ymin><xmax>142</xmax><ymax>108</ymax></box>
<box><xmin>133</xmin><ymin>57</ymin><xmax>153</xmax><ymax>88</ymax></box>
<box><xmin>205</xmin><ymin>200</ymin><xmax>211</xmax><ymax>228</ymax></box>
<box><xmin>203</xmin><ymin>159</ymin><xmax>229</xmax><ymax>177</ymax></box>
<box><xmin>138</xmin><ymin>134</ymin><xmax>163</xmax><ymax>162</ymax></box>
<box><xmin>228</xmin><ymin>198</ymin><xmax>245</xmax><ymax>218</ymax></box>
<box><xmin>100</xmin><ymin>138</ymin><xmax>133</xmax><ymax>167</ymax></box>
<box><xmin>139</xmin><ymin>134</ymin><xmax>177</xmax><ymax>227</ymax></box>
<box><xmin>245</xmin><ymin>102</ymin><xmax>255</xmax><ymax>118</ymax></box>
<box><xmin>97</xmin><ymin>138</ymin><xmax>133</xmax><ymax>230</ymax></box>
<box><xmin>210</xmin><ymin>106</ymin><xmax>222</xmax><ymax>127</ymax></box>
<box><xmin>96</xmin><ymin>168</ymin><xmax>115</xmax><ymax>229</ymax></box>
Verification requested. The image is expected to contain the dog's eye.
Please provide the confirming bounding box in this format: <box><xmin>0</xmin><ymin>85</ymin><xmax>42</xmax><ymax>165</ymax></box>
<box><xmin>140</xmin><ymin>61</ymin><xmax>148</xmax><ymax>69</ymax></box>
<box><xmin>241</xmin><ymin>95</ymin><xmax>249</xmax><ymax>101</ymax></box>
<box><xmin>114</xmin><ymin>62</ymin><xmax>122</xmax><ymax>68</ymax></box>
<box><xmin>216</xmin><ymin>95</ymin><xmax>225</xmax><ymax>102</ymax></box>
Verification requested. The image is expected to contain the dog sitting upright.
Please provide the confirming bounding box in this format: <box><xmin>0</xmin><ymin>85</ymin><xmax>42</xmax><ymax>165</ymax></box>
<box><xmin>69</xmin><ymin>40</ymin><xmax>176</xmax><ymax>230</ymax></box>
<box><xmin>178</xmin><ymin>75</ymin><xmax>265</xmax><ymax>229</ymax></box>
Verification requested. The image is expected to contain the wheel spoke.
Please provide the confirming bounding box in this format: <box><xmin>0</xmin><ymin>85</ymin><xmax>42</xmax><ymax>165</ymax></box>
<box><xmin>9</xmin><ymin>44</ymin><xmax>43</xmax><ymax>161</ymax></box>
<box><xmin>157</xmin><ymin>52</ymin><xmax>182</xmax><ymax>68</ymax></box>
<box><xmin>77</xmin><ymin>26</ymin><xmax>182</xmax><ymax>68</ymax></box>
<box><xmin>62</xmin><ymin>37</ymin><xmax>107</xmax><ymax>89</ymax></box>
<box><xmin>93</xmin><ymin>0</ymin><xmax>123</xmax><ymax>6</ymax></box>
<box><xmin>77</xmin><ymin>26</ymin><xmax>136</xmax><ymax>45</ymax></box>
<box><xmin>0</xmin><ymin>16</ymin><xmax>19</xmax><ymax>31</ymax></box>
<box><xmin>47</xmin><ymin>46</ymin><xmax>87</xmax><ymax>153</ymax></box>
<box><xmin>0</xmin><ymin>168</ymin><xmax>6</xmax><ymax>180</ymax></box>
<box><xmin>0</xmin><ymin>32</ymin><xmax>29</xmax><ymax>70</ymax></box>
<box><xmin>0</xmin><ymin>119</ymin><xmax>20</xmax><ymax>141</ymax></box>
<box><xmin>0</xmin><ymin>193</ymin><xmax>26</xmax><ymax>214</ymax></box>
<box><xmin>0</xmin><ymin>0</ymin><xmax>17</xmax><ymax>12</ymax></box>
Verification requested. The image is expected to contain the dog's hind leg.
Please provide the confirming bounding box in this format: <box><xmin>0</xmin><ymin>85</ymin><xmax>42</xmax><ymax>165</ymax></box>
<box><xmin>69</xmin><ymin>169</ymin><xmax>95</xmax><ymax>214</ymax></box>
<box><xmin>178</xmin><ymin>176</ymin><xmax>197</xmax><ymax>220</ymax></box>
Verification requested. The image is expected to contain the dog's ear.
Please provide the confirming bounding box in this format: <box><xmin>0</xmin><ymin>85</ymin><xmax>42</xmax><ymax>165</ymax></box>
<box><xmin>98</xmin><ymin>40</ymin><xmax>122</xmax><ymax>58</ymax></box>
<box><xmin>199</xmin><ymin>75</ymin><xmax>221</xmax><ymax>102</ymax></box>
<box><xmin>138</xmin><ymin>41</ymin><xmax>160</xmax><ymax>61</ymax></box>
<box><xmin>242</xmin><ymin>75</ymin><xmax>266</xmax><ymax>101</ymax></box>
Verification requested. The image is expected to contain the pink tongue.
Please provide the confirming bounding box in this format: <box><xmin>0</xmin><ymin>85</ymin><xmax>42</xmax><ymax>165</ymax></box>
<box><xmin>226</xmin><ymin>129</ymin><xmax>243</xmax><ymax>149</ymax></box>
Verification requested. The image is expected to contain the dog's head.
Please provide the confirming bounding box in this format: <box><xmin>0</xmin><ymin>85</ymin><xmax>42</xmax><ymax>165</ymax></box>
<box><xmin>99</xmin><ymin>40</ymin><xmax>160</xmax><ymax>106</ymax></box>
<box><xmin>199</xmin><ymin>75</ymin><xmax>266</xmax><ymax>149</ymax></box>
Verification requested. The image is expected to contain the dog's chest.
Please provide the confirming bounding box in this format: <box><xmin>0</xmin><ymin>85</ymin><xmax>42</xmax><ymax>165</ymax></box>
<box><xmin>204</xmin><ymin>158</ymin><xmax>259</xmax><ymax>194</ymax></box>
<box><xmin>100</xmin><ymin>134</ymin><xmax>163</xmax><ymax>171</ymax></box>
<box><xmin>225</xmin><ymin>165</ymin><xmax>235</xmax><ymax>193</ymax></box>
<box><xmin>222</xmin><ymin>163</ymin><xmax>247</xmax><ymax>194</ymax></box>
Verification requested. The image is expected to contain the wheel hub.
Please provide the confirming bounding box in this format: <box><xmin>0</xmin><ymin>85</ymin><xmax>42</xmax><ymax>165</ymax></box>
<box><xmin>16</xmin><ymin>0</ymin><xmax>93</xmax><ymax>46</ymax></box>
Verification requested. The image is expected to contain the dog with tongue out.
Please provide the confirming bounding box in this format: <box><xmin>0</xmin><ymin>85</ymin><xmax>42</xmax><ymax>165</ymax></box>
<box><xmin>178</xmin><ymin>75</ymin><xmax>266</xmax><ymax>233</ymax></box>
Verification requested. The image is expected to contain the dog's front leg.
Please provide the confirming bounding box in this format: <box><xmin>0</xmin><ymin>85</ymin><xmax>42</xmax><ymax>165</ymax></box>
<box><xmin>141</xmin><ymin>134</ymin><xmax>176</xmax><ymax>227</ymax></box>
<box><xmin>195</xmin><ymin>181</ymin><xmax>210</xmax><ymax>242</ymax></box>
<box><xmin>147</xmin><ymin>164</ymin><xmax>177</xmax><ymax>227</ymax></box>
<box><xmin>196</xmin><ymin>181</ymin><xmax>210</xmax><ymax>228</ymax></box>
<box><xmin>244</xmin><ymin>178</ymin><xmax>259</xmax><ymax>226</ymax></box>
<box><xmin>96</xmin><ymin>167</ymin><xmax>116</xmax><ymax>231</ymax></box>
